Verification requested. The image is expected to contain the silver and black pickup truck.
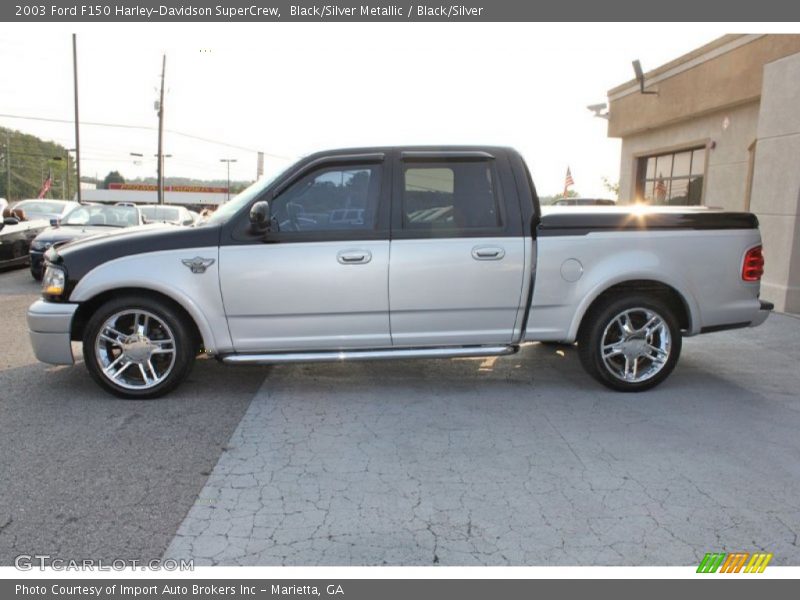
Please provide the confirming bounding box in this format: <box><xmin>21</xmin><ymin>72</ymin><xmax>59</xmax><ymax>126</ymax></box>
<box><xmin>27</xmin><ymin>146</ymin><xmax>772</xmax><ymax>398</ymax></box>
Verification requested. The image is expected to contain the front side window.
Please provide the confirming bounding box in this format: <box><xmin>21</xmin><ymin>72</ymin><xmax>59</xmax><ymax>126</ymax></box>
<box><xmin>271</xmin><ymin>165</ymin><xmax>381</xmax><ymax>232</ymax></box>
<box><xmin>402</xmin><ymin>161</ymin><xmax>501</xmax><ymax>231</ymax></box>
<box><xmin>15</xmin><ymin>201</ymin><xmax>65</xmax><ymax>215</ymax></box>
<box><xmin>636</xmin><ymin>147</ymin><xmax>705</xmax><ymax>205</ymax></box>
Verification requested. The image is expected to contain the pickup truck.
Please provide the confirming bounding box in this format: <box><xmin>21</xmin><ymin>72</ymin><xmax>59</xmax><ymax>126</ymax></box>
<box><xmin>27</xmin><ymin>146</ymin><xmax>772</xmax><ymax>399</ymax></box>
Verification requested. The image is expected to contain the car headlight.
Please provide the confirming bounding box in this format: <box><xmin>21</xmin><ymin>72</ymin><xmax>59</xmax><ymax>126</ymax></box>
<box><xmin>31</xmin><ymin>240</ymin><xmax>52</xmax><ymax>252</ymax></box>
<box><xmin>42</xmin><ymin>265</ymin><xmax>66</xmax><ymax>298</ymax></box>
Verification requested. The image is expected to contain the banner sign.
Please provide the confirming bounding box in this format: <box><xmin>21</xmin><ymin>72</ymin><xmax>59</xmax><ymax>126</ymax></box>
<box><xmin>108</xmin><ymin>183</ymin><xmax>228</xmax><ymax>193</ymax></box>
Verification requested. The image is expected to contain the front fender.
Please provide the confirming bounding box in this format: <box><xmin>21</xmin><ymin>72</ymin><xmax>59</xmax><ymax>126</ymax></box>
<box><xmin>68</xmin><ymin>247</ymin><xmax>232</xmax><ymax>354</ymax></box>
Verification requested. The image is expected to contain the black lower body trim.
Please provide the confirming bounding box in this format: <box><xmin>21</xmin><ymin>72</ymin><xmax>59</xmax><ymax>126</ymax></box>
<box><xmin>700</xmin><ymin>322</ymin><xmax>751</xmax><ymax>334</ymax></box>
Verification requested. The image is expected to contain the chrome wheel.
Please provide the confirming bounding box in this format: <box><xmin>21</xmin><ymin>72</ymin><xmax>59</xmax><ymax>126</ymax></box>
<box><xmin>600</xmin><ymin>307</ymin><xmax>671</xmax><ymax>383</ymax></box>
<box><xmin>93</xmin><ymin>310</ymin><xmax>177</xmax><ymax>390</ymax></box>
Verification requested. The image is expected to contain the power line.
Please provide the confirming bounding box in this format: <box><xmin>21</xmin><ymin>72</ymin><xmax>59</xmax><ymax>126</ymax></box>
<box><xmin>0</xmin><ymin>111</ymin><xmax>294</xmax><ymax>159</ymax></box>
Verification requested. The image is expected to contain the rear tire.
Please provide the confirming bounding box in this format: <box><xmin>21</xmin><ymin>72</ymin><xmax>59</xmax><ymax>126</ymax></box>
<box><xmin>83</xmin><ymin>295</ymin><xmax>196</xmax><ymax>399</ymax></box>
<box><xmin>577</xmin><ymin>294</ymin><xmax>681</xmax><ymax>392</ymax></box>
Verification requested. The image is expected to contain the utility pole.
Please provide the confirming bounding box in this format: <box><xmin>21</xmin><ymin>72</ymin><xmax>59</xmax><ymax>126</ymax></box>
<box><xmin>156</xmin><ymin>54</ymin><xmax>166</xmax><ymax>205</ymax></box>
<box><xmin>220</xmin><ymin>158</ymin><xmax>237</xmax><ymax>202</ymax></box>
<box><xmin>72</xmin><ymin>34</ymin><xmax>82</xmax><ymax>204</ymax></box>
<box><xmin>65</xmin><ymin>150</ymin><xmax>73</xmax><ymax>200</ymax></box>
<box><xmin>4</xmin><ymin>130</ymin><xmax>10</xmax><ymax>202</ymax></box>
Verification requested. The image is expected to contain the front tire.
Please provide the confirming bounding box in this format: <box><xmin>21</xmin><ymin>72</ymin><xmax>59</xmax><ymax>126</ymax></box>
<box><xmin>83</xmin><ymin>295</ymin><xmax>196</xmax><ymax>399</ymax></box>
<box><xmin>577</xmin><ymin>294</ymin><xmax>681</xmax><ymax>392</ymax></box>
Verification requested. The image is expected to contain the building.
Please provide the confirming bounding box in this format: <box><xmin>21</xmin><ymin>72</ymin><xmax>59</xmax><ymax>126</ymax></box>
<box><xmin>80</xmin><ymin>183</ymin><xmax>228</xmax><ymax>209</ymax></box>
<box><xmin>607</xmin><ymin>34</ymin><xmax>800</xmax><ymax>313</ymax></box>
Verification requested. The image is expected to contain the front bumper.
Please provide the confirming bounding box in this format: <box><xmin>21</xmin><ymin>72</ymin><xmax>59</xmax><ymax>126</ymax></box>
<box><xmin>750</xmin><ymin>300</ymin><xmax>774</xmax><ymax>328</ymax></box>
<box><xmin>27</xmin><ymin>299</ymin><xmax>79</xmax><ymax>365</ymax></box>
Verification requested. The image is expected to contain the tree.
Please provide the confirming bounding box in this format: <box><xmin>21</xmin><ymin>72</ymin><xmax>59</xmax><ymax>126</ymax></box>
<box><xmin>1</xmin><ymin>127</ymin><xmax>75</xmax><ymax>201</ymax></box>
<box><xmin>539</xmin><ymin>190</ymin><xmax>581</xmax><ymax>205</ymax></box>
<box><xmin>102</xmin><ymin>171</ymin><xmax>125</xmax><ymax>189</ymax></box>
<box><xmin>602</xmin><ymin>177</ymin><xmax>620</xmax><ymax>200</ymax></box>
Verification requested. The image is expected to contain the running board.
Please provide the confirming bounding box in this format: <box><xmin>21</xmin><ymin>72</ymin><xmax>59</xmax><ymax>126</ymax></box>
<box><xmin>220</xmin><ymin>345</ymin><xmax>518</xmax><ymax>365</ymax></box>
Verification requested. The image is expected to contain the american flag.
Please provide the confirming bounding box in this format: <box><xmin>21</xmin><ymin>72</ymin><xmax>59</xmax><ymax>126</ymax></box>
<box><xmin>563</xmin><ymin>166</ymin><xmax>575</xmax><ymax>197</ymax></box>
<box><xmin>37</xmin><ymin>170</ymin><xmax>53</xmax><ymax>199</ymax></box>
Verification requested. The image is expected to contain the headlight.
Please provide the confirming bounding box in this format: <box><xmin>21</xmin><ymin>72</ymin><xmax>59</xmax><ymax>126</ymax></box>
<box><xmin>31</xmin><ymin>240</ymin><xmax>52</xmax><ymax>252</ymax></box>
<box><xmin>42</xmin><ymin>265</ymin><xmax>66</xmax><ymax>298</ymax></box>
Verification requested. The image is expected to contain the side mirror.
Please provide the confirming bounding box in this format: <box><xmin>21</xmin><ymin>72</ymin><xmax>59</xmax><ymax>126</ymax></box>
<box><xmin>249</xmin><ymin>200</ymin><xmax>270</xmax><ymax>233</ymax></box>
<box><xmin>3</xmin><ymin>216</ymin><xmax>19</xmax><ymax>226</ymax></box>
<box><xmin>50</xmin><ymin>218</ymin><xmax>60</xmax><ymax>227</ymax></box>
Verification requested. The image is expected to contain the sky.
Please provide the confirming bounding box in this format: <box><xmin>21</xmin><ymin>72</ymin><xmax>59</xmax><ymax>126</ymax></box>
<box><xmin>0</xmin><ymin>23</ymin><xmax>750</xmax><ymax>197</ymax></box>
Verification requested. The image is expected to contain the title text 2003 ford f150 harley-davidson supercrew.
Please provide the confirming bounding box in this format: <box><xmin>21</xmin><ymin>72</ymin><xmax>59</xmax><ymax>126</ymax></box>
<box><xmin>27</xmin><ymin>146</ymin><xmax>772</xmax><ymax>399</ymax></box>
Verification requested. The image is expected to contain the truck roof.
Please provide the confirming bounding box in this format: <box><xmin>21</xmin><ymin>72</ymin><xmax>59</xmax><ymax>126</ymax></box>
<box><xmin>302</xmin><ymin>145</ymin><xmax>521</xmax><ymax>159</ymax></box>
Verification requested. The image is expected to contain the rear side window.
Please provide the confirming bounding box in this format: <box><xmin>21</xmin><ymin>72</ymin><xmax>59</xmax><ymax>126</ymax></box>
<box><xmin>402</xmin><ymin>161</ymin><xmax>501</xmax><ymax>231</ymax></box>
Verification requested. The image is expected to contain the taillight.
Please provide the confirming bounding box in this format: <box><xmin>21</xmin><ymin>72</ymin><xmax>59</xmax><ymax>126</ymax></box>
<box><xmin>742</xmin><ymin>245</ymin><xmax>764</xmax><ymax>282</ymax></box>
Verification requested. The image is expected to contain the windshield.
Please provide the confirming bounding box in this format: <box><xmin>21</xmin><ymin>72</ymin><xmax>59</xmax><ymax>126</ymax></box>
<box><xmin>62</xmin><ymin>204</ymin><xmax>139</xmax><ymax>227</ymax></box>
<box><xmin>204</xmin><ymin>172</ymin><xmax>283</xmax><ymax>226</ymax></box>
<box><xmin>15</xmin><ymin>200</ymin><xmax>67</xmax><ymax>215</ymax></box>
<box><xmin>140</xmin><ymin>206</ymin><xmax>181</xmax><ymax>222</ymax></box>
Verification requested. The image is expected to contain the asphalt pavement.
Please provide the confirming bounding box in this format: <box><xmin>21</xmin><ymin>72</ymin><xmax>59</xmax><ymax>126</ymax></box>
<box><xmin>1</xmin><ymin>266</ymin><xmax>799</xmax><ymax>566</ymax></box>
<box><xmin>0</xmin><ymin>268</ymin><xmax>264</xmax><ymax>565</ymax></box>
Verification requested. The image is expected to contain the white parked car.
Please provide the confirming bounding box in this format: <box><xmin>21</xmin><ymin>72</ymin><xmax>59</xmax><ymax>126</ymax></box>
<box><xmin>138</xmin><ymin>204</ymin><xmax>195</xmax><ymax>226</ymax></box>
<box><xmin>10</xmin><ymin>199</ymin><xmax>79</xmax><ymax>222</ymax></box>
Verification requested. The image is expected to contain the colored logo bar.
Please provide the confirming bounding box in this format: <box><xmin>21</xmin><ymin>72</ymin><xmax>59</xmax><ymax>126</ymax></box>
<box><xmin>697</xmin><ymin>552</ymin><xmax>773</xmax><ymax>573</ymax></box>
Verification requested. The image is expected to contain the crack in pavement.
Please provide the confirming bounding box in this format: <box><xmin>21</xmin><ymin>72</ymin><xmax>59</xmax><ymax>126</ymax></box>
<box><xmin>164</xmin><ymin>321</ymin><xmax>800</xmax><ymax>565</ymax></box>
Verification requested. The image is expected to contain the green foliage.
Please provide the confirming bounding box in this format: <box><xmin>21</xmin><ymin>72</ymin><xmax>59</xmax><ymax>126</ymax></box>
<box><xmin>602</xmin><ymin>177</ymin><xmax>620</xmax><ymax>200</ymax></box>
<box><xmin>102</xmin><ymin>170</ymin><xmax>125</xmax><ymax>189</ymax></box>
<box><xmin>0</xmin><ymin>127</ymin><xmax>74</xmax><ymax>201</ymax></box>
<box><xmin>539</xmin><ymin>190</ymin><xmax>581</xmax><ymax>205</ymax></box>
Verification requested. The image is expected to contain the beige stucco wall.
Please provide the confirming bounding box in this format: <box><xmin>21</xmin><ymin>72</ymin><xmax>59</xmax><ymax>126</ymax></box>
<box><xmin>608</xmin><ymin>35</ymin><xmax>800</xmax><ymax>138</ymax></box>
<box><xmin>617</xmin><ymin>101</ymin><xmax>760</xmax><ymax>211</ymax></box>
<box><xmin>749</xmin><ymin>53</ymin><xmax>800</xmax><ymax>313</ymax></box>
<box><xmin>608</xmin><ymin>35</ymin><xmax>800</xmax><ymax>313</ymax></box>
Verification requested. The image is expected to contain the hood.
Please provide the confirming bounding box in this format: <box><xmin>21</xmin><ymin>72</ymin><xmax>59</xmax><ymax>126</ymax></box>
<box><xmin>34</xmin><ymin>224</ymin><xmax>127</xmax><ymax>246</ymax></box>
<box><xmin>0</xmin><ymin>218</ymin><xmax>50</xmax><ymax>236</ymax></box>
<box><xmin>49</xmin><ymin>223</ymin><xmax>221</xmax><ymax>288</ymax></box>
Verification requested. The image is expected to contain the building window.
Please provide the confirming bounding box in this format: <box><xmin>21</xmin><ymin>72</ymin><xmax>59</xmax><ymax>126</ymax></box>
<box><xmin>636</xmin><ymin>147</ymin><xmax>705</xmax><ymax>205</ymax></box>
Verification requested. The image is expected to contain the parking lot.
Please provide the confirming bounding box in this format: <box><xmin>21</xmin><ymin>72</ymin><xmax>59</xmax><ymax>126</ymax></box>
<box><xmin>2</xmin><ymin>266</ymin><xmax>799</xmax><ymax>566</ymax></box>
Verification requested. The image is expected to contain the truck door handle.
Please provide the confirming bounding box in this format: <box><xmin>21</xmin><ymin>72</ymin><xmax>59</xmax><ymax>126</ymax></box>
<box><xmin>337</xmin><ymin>249</ymin><xmax>372</xmax><ymax>265</ymax></box>
<box><xmin>471</xmin><ymin>246</ymin><xmax>505</xmax><ymax>260</ymax></box>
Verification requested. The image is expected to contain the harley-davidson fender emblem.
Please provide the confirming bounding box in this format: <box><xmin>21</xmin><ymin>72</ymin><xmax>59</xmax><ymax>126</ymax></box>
<box><xmin>181</xmin><ymin>257</ymin><xmax>215</xmax><ymax>274</ymax></box>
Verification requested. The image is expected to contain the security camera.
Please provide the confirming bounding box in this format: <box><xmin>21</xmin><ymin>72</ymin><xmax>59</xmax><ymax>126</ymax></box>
<box><xmin>587</xmin><ymin>103</ymin><xmax>609</xmax><ymax>119</ymax></box>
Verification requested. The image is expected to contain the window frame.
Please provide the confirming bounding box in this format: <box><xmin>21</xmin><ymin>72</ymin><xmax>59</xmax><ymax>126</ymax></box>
<box><xmin>391</xmin><ymin>154</ymin><xmax>517</xmax><ymax>240</ymax></box>
<box><xmin>635</xmin><ymin>146</ymin><xmax>707</xmax><ymax>206</ymax></box>
<box><xmin>270</xmin><ymin>164</ymin><xmax>382</xmax><ymax>233</ymax></box>
<box><xmin>230</xmin><ymin>154</ymin><xmax>390</xmax><ymax>244</ymax></box>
